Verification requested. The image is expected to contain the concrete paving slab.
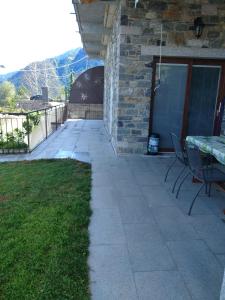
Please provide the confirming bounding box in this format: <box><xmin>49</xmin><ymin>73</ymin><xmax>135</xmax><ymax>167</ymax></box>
<box><xmin>135</xmin><ymin>271</ymin><xmax>192</xmax><ymax>300</ymax></box>
<box><xmin>133</xmin><ymin>171</ymin><xmax>163</xmax><ymax>186</ymax></box>
<box><xmin>167</xmin><ymin>240</ymin><xmax>223</xmax><ymax>300</ymax></box>
<box><xmin>127</xmin><ymin>240</ymin><xmax>176</xmax><ymax>272</ymax></box>
<box><xmin>217</xmin><ymin>255</ymin><xmax>225</xmax><ymax>268</ymax></box>
<box><xmin>114</xmin><ymin>179</ymin><xmax>142</xmax><ymax>197</ymax></box>
<box><xmin>89</xmin><ymin>245</ymin><xmax>138</xmax><ymax>300</ymax></box>
<box><xmin>124</xmin><ymin>223</ymin><xmax>163</xmax><ymax>244</ymax></box>
<box><xmin>189</xmin><ymin>215</ymin><xmax>225</xmax><ymax>254</ymax></box>
<box><xmin>89</xmin><ymin>208</ymin><xmax>126</xmax><ymax>245</ymax></box>
<box><xmin>141</xmin><ymin>186</ymin><xmax>175</xmax><ymax>207</ymax></box>
<box><xmin>55</xmin><ymin>150</ymin><xmax>91</xmax><ymax>163</ymax></box>
<box><xmin>110</xmin><ymin>168</ymin><xmax>136</xmax><ymax>180</ymax></box>
<box><xmin>118</xmin><ymin>196</ymin><xmax>156</xmax><ymax>224</ymax></box>
<box><xmin>152</xmin><ymin>206</ymin><xmax>199</xmax><ymax>241</ymax></box>
<box><xmin>205</xmin><ymin>238</ymin><xmax>225</xmax><ymax>255</ymax></box>
<box><xmin>91</xmin><ymin>186</ymin><xmax>118</xmax><ymax>209</ymax></box>
<box><xmin>92</xmin><ymin>172</ymin><xmax>115</xmax><ymax>187</ymax></box>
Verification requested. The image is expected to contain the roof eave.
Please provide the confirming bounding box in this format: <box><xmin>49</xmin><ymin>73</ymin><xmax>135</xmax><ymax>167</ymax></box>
<box><xmin>72</xmin><ymin>0</ymin><xmax>117</xmax><ymax>59</ymax></box>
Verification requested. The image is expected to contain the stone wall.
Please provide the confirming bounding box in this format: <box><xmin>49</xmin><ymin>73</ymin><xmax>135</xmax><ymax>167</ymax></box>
<box><xmin>104</xmin><ymin>5</ymin><xmax>121</xmax><ymax>150</ymax></box>
<box><xmin>106</xmin><ymin>0</ymin><xmax>225</xmax><ymax>154</ymax></box>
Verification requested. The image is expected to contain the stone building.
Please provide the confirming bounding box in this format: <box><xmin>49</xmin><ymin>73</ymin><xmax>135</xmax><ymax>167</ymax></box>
<box><xmin>73</xmin><ymin>0</ymin><xmax>225</xmax><ymax>154</ymax></box>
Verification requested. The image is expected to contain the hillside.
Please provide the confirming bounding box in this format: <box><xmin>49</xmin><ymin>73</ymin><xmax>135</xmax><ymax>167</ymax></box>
<box><xmin>0</xmin><ymin>48</ymin><xmax>103</xmax><ymax>99</ymax></box>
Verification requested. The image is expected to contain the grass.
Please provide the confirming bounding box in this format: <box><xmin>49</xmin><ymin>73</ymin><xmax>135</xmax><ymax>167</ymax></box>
<box><xmin>0</xmin><ymin>159</ymin><xmax>92</xmax><ymax>300</ymax></box>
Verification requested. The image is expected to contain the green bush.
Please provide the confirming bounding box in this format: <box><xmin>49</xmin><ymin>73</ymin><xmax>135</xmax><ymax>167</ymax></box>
<box><xmin>22</xmin><ymin>112</ymin><xmax>41</xmax><ymax>135</ymax></box>
<box><xmin>0</xmin><ymin>128</ymin><xmax>28</xmax><ymax>149</ymax></box>
<box><xmin>0</xmin><ymin>112</ymin><xmax>41</xmax><ymax>150</ymax></box>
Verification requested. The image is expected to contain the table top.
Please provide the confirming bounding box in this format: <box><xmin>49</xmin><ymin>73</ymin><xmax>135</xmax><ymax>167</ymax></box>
<box><xmin>186</xmin><ymin>135</ymin><xmax>225</xmax><ymax>165</ymax></box>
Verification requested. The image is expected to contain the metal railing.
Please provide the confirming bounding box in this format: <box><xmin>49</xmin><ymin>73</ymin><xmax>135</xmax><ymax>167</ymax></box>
<box><xmin>68</xmin><ymin>103</ymin><xmax>103</xmax><ymax>120</ymax></box>
<box><xmin>0</xmin><ymin>104</ymin><xmax>66</xmax><ymax>154</ymax></box>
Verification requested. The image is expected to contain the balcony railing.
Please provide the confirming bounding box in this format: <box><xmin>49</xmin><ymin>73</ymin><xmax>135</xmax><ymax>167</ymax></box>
<box><xmin>0</xmin><ymin>104</ymin><xmax>66</xmax><ymax>154</ymax></box>
<box><xmin>68</xmin><ymin>103</ymin><xmax>103</xmax><ymax>120</ymax></box>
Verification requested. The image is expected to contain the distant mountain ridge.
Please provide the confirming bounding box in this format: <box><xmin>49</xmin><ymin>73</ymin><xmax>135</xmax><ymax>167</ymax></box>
<box><xmin>0</xmin><ymin>71</ymin><xmax>17</xmax><ymax>82</ymax></box>
<box><xmin>0</xmin><ymin>48</ymin><xmax>103</xmax><ymax>99</ymax></box>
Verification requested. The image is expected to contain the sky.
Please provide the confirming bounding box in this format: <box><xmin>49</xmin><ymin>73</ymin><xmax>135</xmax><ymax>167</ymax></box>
<box><xmin>0</xmin><ymin>0</ymin><xmax>82</xmax><ymax>74</ymax></box>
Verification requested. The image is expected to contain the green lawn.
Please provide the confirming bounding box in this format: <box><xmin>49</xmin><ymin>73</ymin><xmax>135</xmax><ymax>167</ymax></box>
<box><xmin>0</xmin><ymin>159</ymin><xmax>92</xmax><ymax>300</ymax></box>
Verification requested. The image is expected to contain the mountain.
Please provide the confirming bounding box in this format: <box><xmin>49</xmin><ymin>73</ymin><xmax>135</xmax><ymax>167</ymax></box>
<box><xmin>0</xmin><ymin>71</ymin><xmax>17</xmax><ymax>82</ymax></box>
<box><xmin>0</xmin><ymin>48</ymin><xmax>103</xmax><ymax>99</ymax></box>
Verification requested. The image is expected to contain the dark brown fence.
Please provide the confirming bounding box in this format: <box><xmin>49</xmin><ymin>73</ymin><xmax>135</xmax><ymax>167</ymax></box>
<box><xmin>0</xmin><ymin>104</ymin><xmax>66</xmax><ymax>154</ymax></box>
<box><xmin>68</xmin><ymin>66</ymin><xmax>104</xmax><ymax>120</ymax></box>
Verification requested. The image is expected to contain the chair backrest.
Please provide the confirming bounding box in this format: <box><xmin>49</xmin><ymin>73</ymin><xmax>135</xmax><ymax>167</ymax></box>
<box><xmin>170</xmin><ymin>133</ymin><xmax>186</xmax><ymax>164</ymax></box>
<box><xmin>185</xmin><ymin>141</ymin><xmax>204</xmax><ymax>180</ymax></box>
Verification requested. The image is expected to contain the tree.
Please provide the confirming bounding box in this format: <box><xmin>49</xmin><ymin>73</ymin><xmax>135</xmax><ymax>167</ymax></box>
<box><xmin>16</xmin><ymin>86</ymin><xmax>29</xmax><ymax>101</ymax></box>
<box><xmin>0</xmin><ymin>81</ymin><xmax>16</xmax><ymax>106</ymax></box>
<box><xmin>63</xmin><ymin>73</ymin><xmax>75</xmax><ymax>101</ymax></box>
<box><xmin>55</xmin><ymin>86</ymin><xmax>66</xmax><ymax>101</ymax></box>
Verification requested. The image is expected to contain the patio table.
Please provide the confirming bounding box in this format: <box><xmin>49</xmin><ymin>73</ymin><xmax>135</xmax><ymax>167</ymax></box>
<box><xmin>187</xmin><ymin>135</ymin><xmax>225</xmax><ymax>298</ymax></box>
<box><xmin>186</xmin><ymin>135</ymin><xmax>225</xmax><ymax>165</ymax></box>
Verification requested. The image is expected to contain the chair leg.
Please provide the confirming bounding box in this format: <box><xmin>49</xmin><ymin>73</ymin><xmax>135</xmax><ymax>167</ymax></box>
<box><xmin>176</xmin><ymin>172</ymin><xmax>190</xmax><ymax>199</ymax></box>
<box><xmin>188</xmin><ymin>184</ymin><xmax>205</xmax><ymax>216</ymax></box>
<box><xmin>164</xmin><ymin>158</ymin><xmax>177</xmax><ymax>182</ymax></box>
<box><xmin>172</xmin><ymin>165</ymin><xmax>186</xmax><ymax>193</ymax></box>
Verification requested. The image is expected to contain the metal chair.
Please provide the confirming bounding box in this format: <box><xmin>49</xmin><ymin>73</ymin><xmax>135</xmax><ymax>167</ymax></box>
<box><xmin>185</xmin><ymin>141</ymin><xmax>225</xmax><ymax>215</ymax></box>
<box><xmin>164</xmin><ymin>133</ymin><xmax>188</xmax><ymax>193</ymax></box>
<box><xmin>175</xmin><ymin>145</ymin><xmax>215</xmax><ymax>199</ymax></box>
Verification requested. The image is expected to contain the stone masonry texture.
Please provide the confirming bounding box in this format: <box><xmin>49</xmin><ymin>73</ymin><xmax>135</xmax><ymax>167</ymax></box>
<box><xmin>104</xmin><ymin>0</ymin><xmax>225</xmax><ymax>154</ymax></box>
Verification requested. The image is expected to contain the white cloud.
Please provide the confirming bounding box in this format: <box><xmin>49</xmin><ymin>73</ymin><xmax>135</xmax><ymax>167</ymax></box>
<box><xmin>0</xmin><ymin>0</ymin><xmax>82</xmax><ymax>74</ymax></box>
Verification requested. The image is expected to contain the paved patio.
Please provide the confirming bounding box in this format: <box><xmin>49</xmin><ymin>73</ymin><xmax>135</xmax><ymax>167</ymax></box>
<box><xmin>1</xmin><ymin>119</ymin><xmax>225</xmax><ymax>299</ymax></box>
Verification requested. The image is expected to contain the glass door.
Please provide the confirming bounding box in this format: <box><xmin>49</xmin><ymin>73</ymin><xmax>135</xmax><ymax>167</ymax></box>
<box><xmin>150</xmin><ymin>58</ymin><xmax>225</xmax><ymax>152</ymax></box>
<box><xmin>151</xmin><ymin>63</ymin><xmax>188</xmax><ymax>150</ymax></box>
<box><xmin>187</xmin><ymin>65</ymin><xmax>221</xmax><ymax>136</ymax></box>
